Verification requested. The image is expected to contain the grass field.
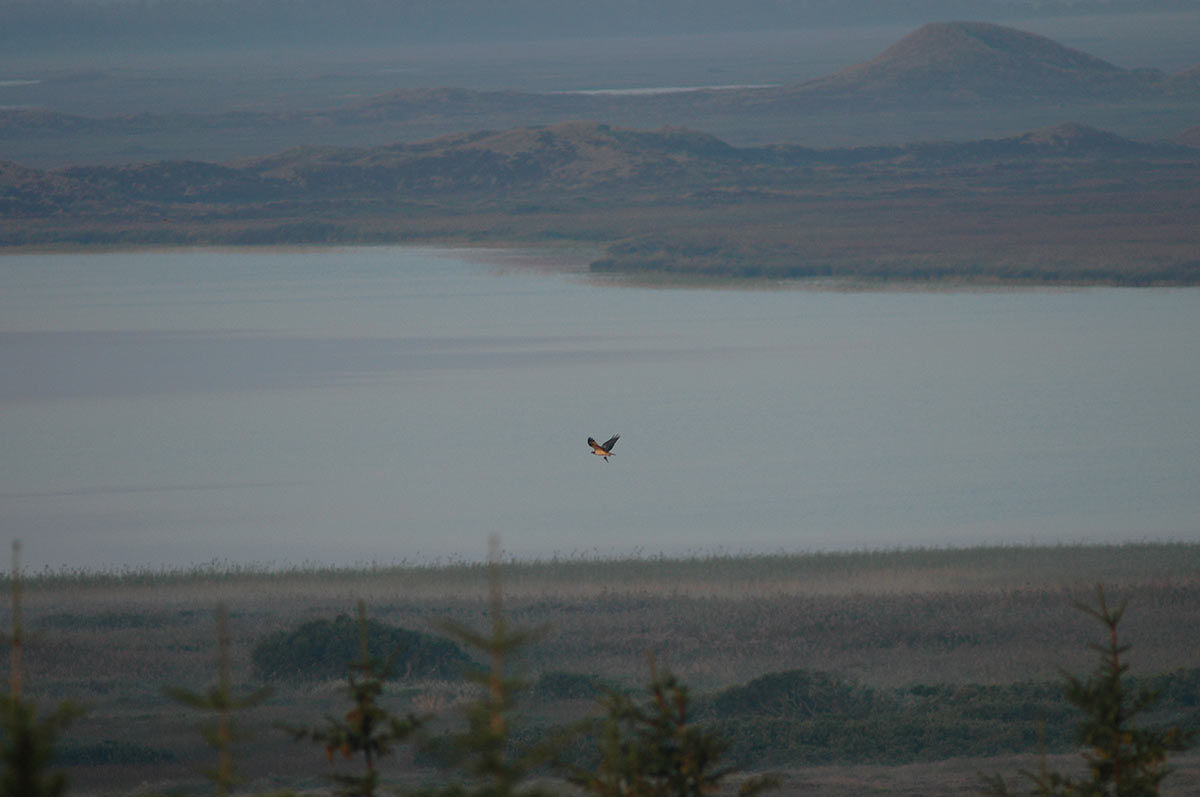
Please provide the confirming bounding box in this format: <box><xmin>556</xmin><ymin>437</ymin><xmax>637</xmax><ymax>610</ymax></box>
<box><xmin>6</xmin><ymin>542</ymin><xmax>1200</xmax><ymax>794</ymax></box>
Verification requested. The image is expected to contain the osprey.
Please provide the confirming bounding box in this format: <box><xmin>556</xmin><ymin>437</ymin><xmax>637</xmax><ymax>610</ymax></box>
<box><xmin>588</xmin><ymin>434</ymin><xmax>620</xmax><ymax>462</ymax></box>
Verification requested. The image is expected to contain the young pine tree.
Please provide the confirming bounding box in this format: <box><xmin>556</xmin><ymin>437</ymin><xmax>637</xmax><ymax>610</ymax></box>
<box><xmin>421</xmin><ymin>535</ymin><xmax>557</xmax><ymax>797</ymax></box>
<box><xmin>570</xmin><ymin>658</ymin><xmax>778</xmax><ymax>797</ymax></box>
<box><xmin>1</xmin><ymin>541</ymin><xmax>87</xmax><ymax>797</ymax></box>
<box><xmin>164</xmin><ymin>602</ymin><xmax>272</xmax><ymax>797</ymax></box>
<box><xmin>982</xmin><ymin>585</ymin><xmax>1195</xmax><ymax>796</ymax></box>
<box><xmin>287</xmin><ymin>599</ymin><xmax>425</xmax><ymax>797</ymax></box>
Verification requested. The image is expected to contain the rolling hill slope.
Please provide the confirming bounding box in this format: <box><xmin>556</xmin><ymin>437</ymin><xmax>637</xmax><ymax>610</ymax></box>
<box><xmin>784</xmin><ymin>21</ymin><xmax>1159</xmax><ymax>105</ymax></box>
<box><xmin>6</xmin><ymin>120</ymin><xmax>1187</xmax><ymax>213</ymax></box>
<box><xmin>4</xmin><ymin>120</ymin><xmax>1199</xmax><ymax>286</ymax></box>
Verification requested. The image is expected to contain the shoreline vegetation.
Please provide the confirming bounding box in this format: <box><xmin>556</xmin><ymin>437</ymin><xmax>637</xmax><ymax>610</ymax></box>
<box><xmin>4</xmin><ymin>119</ymin><xmax>1200</xmax><ymax>287</ymax></box>
<box><xmin>12</xmin><ymin>540</ymin><xmax>1200</xmax><ymax>592</ymax></box>
<box><xmin>5</xmin><ymin>542</ymin><xmax>1199</xmax><ymax>792</ymax></box>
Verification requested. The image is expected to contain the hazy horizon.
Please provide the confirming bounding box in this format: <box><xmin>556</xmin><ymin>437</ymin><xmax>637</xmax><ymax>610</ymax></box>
<box><xmin>5</xmin><ymin>1</ymin><xmax>1200</xmax><ymax>53</ymax></box>
<box><xmin>2</xmin><ymin>4</ymin><xmax>1199</xmax><ymax>122</ymax></box>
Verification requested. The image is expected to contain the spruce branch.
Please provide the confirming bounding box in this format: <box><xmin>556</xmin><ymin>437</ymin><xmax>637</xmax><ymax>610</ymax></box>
<box><xmin>165</xmin><ymin>603</ymin><xmax>272</xmax><ymax>797</ymax></box>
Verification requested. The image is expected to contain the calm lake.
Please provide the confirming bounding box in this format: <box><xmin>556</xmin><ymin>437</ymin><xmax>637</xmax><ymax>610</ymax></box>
<box><xmin>2</xmin><ymin>247</ymin><xmax>1198</xmax><ymax>570</ymax></box>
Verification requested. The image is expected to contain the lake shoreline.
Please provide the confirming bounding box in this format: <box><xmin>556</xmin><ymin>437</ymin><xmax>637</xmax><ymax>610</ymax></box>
<box><xmin>5</xmin><ymin>239</ymin><xmax>1196</xmax><ymax>291</ymax></box>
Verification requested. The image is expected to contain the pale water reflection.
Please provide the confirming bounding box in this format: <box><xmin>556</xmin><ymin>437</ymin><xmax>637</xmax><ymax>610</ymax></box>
<box><xmin>2</xmin><ymin>247</ymin><xmax>1198</xmax><ymax>570</ymax></box>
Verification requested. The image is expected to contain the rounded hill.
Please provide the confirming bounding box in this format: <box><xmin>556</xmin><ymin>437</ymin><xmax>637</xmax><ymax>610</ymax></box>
<box><xmin>791</xmin><ymin>21</ymin><xmax>1154</xmax><ymax>105</ymax></box>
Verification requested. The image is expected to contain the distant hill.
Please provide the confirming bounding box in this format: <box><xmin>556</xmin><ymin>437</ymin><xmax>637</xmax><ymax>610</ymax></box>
<box><xmin>0</xmin><ymin>108</ymin><xmax>103</xmax><ymax>135</ymax></box>
<box><xmin>3</xmin><ymin>21</ymin><xmax>1198</xmax><ymax>167</ymax></box>
<box><xmin>1006</xmin><ymin>122</ymin><xmax>1156</xmax><ymax>154</ymax></box>
<box><xmin>3</xmin><ymin>120</ymin><xmax>1191</xmax><ymax>214</ymax></box>
<box><xmin>1165</xmin><ymin>63</ymin><xmax>1200</xmax><ymax>95</ymax></box>
<box><xmin>1</xmin><ymin>122</ymin><xmax>750</xmax><ymax>216</ymax></box>
<box><xmin>232</xmin><ymin>122</ymin><xmax>743</xmax><ymax>197</ymax></box>
<box><xmin>0</xmin><ymin>159</ymin><xmax>106</xmax><ymax>216</ymax></box>
<box><xmin>1175</xmin><ymin>125</ymin><xmax>1200</xmax><ymax>148</ymax></box>
<box><xmin>782</xmin><ymin>21</ymin><xmax>1159</xmax><ymax>106</ymax></box>
<box><xmin>328</xmin><ymin>24</ymin><xmax>1188</xmax><ymax>120</ymax></box>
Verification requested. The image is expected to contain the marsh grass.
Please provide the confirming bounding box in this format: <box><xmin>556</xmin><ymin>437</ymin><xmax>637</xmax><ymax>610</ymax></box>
<box><xmin>13</xmin><ymin>541</ymin><xmax>1198</xmax><ymax>595</ymax></box>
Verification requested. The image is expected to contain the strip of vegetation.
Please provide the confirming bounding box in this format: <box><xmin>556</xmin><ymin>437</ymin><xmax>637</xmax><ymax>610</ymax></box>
<box><xmin>11</xmin><ymin>541</ymin><xmax>1198</xmax><ymax>590</ymax></box>
<box><xmin>591</xmin><ymin>239</ymin><xmax>1200</xmax><ymax>286</ymax></box>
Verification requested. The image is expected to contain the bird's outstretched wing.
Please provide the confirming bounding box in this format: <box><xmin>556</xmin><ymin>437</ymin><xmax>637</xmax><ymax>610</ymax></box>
<box><xmin>601</xmin><ymin>434</ymin><xmax>620</xmax><ymax>452</ymax></box>
<box><xmin>587</xmin><ymin>437</ymin><xmax>600</xmax><ymax>450</ymax></box>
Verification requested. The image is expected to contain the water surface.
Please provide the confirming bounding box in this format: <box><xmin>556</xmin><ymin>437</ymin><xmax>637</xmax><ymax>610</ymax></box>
<box><xmin>2</xmin><ymin>247</ymin><xmax>1197</xmax><ymax>570</ymax></box>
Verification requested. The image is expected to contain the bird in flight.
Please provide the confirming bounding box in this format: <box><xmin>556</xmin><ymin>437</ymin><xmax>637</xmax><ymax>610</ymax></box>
<box><xmin>588</xmin><ymin>434</ymin><xmax>620</xmax><ymax>462</ymax></box>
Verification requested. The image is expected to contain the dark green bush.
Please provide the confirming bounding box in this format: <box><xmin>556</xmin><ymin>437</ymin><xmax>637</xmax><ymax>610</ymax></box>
<box><xmin>569</xmin><ymin>665</ymin><xmax>779</xmax><ymax>797</ymax></box>
<box><xmin>285</xmin><ymin>602</ymin><xmax>424</xmax><ymax>797</ymax></box>
<box><xmin>702</xmin><ymin>669</ymin><xmax>876</xmax><ymax>720</ymax></box>
<box><xmin>251</xmin><ymin>614</ymin><xmax>471</xmax><ymax>682</ymax></box>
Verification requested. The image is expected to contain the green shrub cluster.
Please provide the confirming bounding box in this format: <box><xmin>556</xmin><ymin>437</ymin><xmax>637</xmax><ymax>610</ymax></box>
<box><xmin>251</xmin><ymin>613</ymin><xmax>472</xmax><ymax>682</ymax></box>
<box><xmin>695</xmin><ymin>669</ymin><xmax>1200</xmax><ymax>767</ymax></box>
<box><xmin>702</xmin><ymin>669</ymin><xmax>877</xmax><ymax>720</ymax></box>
